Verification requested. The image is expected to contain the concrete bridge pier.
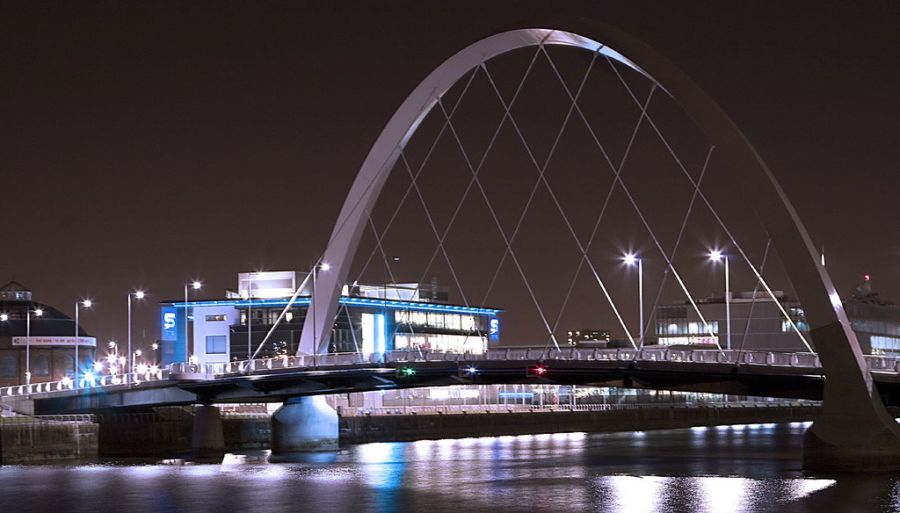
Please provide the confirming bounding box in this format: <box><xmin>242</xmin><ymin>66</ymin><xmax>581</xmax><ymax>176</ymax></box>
<box><xmin>191</xmin><ymin>404</ymin><xmax>225</xmax><ymax>461</ymax></box>
<box><xmin>270</xmin><ymin>396</ymin><xmax>338</xmax><ymax>461</ymax></box>
<box><xmin>802</xmin><ymin>323</ymin><xmax>900</xmax><ymax>472</ymax></box>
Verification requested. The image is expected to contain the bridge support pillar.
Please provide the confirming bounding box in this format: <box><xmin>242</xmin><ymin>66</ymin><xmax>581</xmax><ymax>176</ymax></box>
<box><xmin>191</xmin><ymin>405</ymin><xmax>225</xmax><ymax>462</ymax></box>
<box><xmin>803</xmin><ymin>322</ymin><xmax>900</xmax><ymax>472</ymax></box>
<box><xmin>271</xmin><ymin>396</ymin><xmax>338</xmax><ymax>460</ymax></box>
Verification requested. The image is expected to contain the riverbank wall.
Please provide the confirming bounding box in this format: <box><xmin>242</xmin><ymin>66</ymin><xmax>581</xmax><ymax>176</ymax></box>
<box><xmin>339</xmin><ymin>403</ymin><xmax>821</xmax><ymax>443</ymax></box>
<box><xmin>1</xmin><ymin>403</ymin><xmax>823</xmax><ymax>461</ymax></box>
<box><xmin>0</xmin><ymin>416</ymin><xmax>98</xmax><ymax>464</ymax></box>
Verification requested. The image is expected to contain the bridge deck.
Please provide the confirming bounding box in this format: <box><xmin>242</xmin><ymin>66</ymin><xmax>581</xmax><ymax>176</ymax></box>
<box><xmin>6</xmin><ymin>348</ymin><xmax>900</xmax><ymax>414</ymax></box>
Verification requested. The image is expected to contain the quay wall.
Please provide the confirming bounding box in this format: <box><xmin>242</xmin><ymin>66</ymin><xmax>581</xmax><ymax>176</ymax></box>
<box><xmin>0</xmin><ymin>417</ymin><xmax>98</xmax><ymax>464</ymax></box>
<box><xmin>3</xmin><ymin>404</ymin><xmax>823</xmax><ymax>461</ymax></box>
<box><xmin>339</xmin><ymin>404</ymin><xmax>822</xmax><ymax>443</ymax></box>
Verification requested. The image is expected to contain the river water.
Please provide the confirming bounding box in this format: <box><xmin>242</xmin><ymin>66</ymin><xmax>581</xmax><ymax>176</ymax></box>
<box><xmin>2</xmin><ymin>422</ymin><xmax>900</xmax><ymax>512</ymax></box>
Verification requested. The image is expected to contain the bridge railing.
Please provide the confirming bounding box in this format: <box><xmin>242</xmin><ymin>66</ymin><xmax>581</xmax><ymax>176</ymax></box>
<box><xmin>0</xmin><ymin>348</ymin><xmax>876</xmax><ymax>398</ymax></box>
<box><xmin>865</xmin><ymin>356</ymin><xmax>900</xmax><ymax>373</ymax></box>
<box><xmin>0</xmin><ymin>369</ymin><xmax>167</xmax><ymax>399</ymax></box>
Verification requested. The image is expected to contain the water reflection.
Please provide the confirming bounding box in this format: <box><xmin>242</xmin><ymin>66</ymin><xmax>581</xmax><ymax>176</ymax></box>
<box><xmin>0</xmin><ymin>425</ymin><xmax>897</xmax><ymax>513</ymax></box>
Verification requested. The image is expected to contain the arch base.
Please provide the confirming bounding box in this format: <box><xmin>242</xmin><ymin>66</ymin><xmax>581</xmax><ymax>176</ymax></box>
<box><xmin>803</xmin><ymin>426</ymin><xmax>900</xmax><ymax>473</ymax></box>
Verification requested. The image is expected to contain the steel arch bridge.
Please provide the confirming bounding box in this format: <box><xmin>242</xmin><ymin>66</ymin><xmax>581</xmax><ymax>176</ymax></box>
<box><xmin>290</xmin><ymin>21</ymin><xmax>900</xmax><ymax>471</ymax></box>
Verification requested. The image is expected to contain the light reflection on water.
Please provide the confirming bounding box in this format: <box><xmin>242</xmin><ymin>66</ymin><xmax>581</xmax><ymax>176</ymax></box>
<box><xmin>2</xmin><ymin>423</ymin><xmax>900</xmax><ymax>513</ymax></box>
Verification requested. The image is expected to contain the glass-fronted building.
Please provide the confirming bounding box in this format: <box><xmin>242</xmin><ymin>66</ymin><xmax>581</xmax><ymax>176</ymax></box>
<box><xmin>159</xmin><ymin>271</ymin><xmax>502</xmax><ymax>366</ymax></box>
<box><xmin>654</xmin><ymin>279</ymin><xmax>900</xmax><ymax>354</ymax></box>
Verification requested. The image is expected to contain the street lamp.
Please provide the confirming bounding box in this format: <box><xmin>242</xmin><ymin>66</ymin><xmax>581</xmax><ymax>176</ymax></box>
<box><xmin>0</xmin><ymin>313</ymin><xmax>8</xmax><ymax>322</ymax></box>
<box><xmin>623</xmin><ymin>253</ymin><xmax>644</xmax><ymax>347</ymax></box>
<box><xmin>709</xmin><ymin>250</ymin><xmax>731</xmax><ymax>350</ymax></box>
<box><xmin>74</xmin><ymin>299</ymin><xmax>92</xmax><ymax>387</ymax></box>
<box><xmin>25</xmin><ymin>307</ymin><xmax>43</xmax><ymax>385</ymax></box>
<box><xmin>184</xmin><ymin>280</ymin><xmax>202</xmax><ymax>360</ymax></box>
<box><xmin>312</xmin><ymin>262</ymin><xmax>330</xmax><ymax>352</ymax></box>
<box><xmin>128</xmin><ymin>290</ymin><xmax>145</xmax><ymax>383</ymax></box>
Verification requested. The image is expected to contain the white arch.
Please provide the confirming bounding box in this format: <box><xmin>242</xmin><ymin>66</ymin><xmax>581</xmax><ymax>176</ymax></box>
<box><xmin>297</xmin><ymin>25</ymin><xmax>900</xmax><ymax>468</ymax></box>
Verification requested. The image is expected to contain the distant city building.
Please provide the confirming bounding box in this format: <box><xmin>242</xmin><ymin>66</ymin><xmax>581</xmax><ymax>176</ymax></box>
<box><xmin>0</xmin><ymin>281</ymin><xmax>95</xmax><ymax>385</ymax></box>
<box><xmin>654</xmin><ymin>278</ymin><xmax>900</xmax><ymax>354</ymax></box>
<box><xmin>159</xmin><ymin>271</ymin><xmax>502</xmax><ymax>366</ymax></box>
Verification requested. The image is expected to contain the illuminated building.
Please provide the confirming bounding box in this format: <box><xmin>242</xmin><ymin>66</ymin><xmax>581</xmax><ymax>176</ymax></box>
<box><xmin>159</xmin><ymin>271</ymin><xmax>502</xmax><ymax>366</ymax></box>
<box><xmin>654</xmin><ymin>278</ymin><xmax>900</xmax><ymax>353</ymax></box>
<box><xmin>0</xmin><ymin>281</ymin><xmax>96</xmax><ymax>385</ymax></box>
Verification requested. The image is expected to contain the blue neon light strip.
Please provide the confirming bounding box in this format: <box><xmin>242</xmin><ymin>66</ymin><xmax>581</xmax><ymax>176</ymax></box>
<box><xmin>168</xmin><ymin>296</ymin><xmax>501</xmax><ymax>316</ymax></box>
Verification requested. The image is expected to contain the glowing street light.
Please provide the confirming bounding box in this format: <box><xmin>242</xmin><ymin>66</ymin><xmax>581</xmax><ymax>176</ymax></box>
<box><xmin>623</xmin><ymin>253</ymin><xmax>644</xmax><ymax>347</ymax></box>
<box><xmin>128</xmin><ymin>290</ymin><xmax>146</xmax><ymax>382</ymax></box>
<box><xmin>709</xmin><ymin>250</ymin><xmax>731</xmax><ymax>350</ymax></box>
<box><xmin>0</xmin><ymin>313</ymin><xmax>7</xmax><ymax>322</ymax></box>
<box><xmin>311</xmin><ymin>261</ymin><xmax>331</xmax><ymax>352</ymax></box>
<box><xmin>25</xmin><ymin>306</ymin><xmax>44</xmax><ymax>385</ymax></box>
<box><xmin>74</xmin><ymin>298</ymin><xmax>93</xmax><ymax>387</ymax></box>
<box><xmin>184</xmin><ymin>280</ymin><xmax>202</xmax><ymax>362</ymax></box>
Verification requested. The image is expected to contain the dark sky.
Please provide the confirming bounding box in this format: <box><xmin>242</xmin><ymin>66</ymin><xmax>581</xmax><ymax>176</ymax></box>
<box><xmin>2</xmin><ymin>1</ymin><xmax>899</xmax><ymax>349</ymax></box>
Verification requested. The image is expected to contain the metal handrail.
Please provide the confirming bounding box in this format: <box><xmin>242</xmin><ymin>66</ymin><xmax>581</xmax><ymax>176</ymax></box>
<box><xmin>8</xmin><ymin>348</ymin><xmax>900</xmax><ymax>400</ymax></box>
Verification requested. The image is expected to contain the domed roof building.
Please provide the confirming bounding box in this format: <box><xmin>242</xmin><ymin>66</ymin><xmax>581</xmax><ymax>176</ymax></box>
<box><xmin>0</xmin><ymin>281</ymin><xmax>95</xmax><ymax>386</ymax></box>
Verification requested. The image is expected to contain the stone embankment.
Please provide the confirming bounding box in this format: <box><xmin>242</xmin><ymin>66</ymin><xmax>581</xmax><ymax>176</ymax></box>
<box><xmin>0</xmin><ymin>415</ymin><xmax>98</xmax><ymax>464</ymax></box>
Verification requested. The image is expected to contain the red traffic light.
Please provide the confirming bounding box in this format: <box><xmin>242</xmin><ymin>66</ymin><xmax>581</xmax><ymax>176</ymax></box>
<box><xmin>526</xmin><ymin>365</ymin><xmax>548</xmax><ymax>377</ymax></box>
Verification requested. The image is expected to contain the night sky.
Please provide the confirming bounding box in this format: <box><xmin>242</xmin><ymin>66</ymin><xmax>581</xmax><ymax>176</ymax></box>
<box><xmin>2</xmin><ymin>1</ymin><xmax>899</xmax><ymax>350</ymax></box>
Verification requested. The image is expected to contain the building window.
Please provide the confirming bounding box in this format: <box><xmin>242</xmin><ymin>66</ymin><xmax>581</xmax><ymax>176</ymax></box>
<box><xmin>871</xmin><ymin>336</ymin><xmax>900</xmax><ymax>353</ymax></box>
<box><xmin>0</xmin><ymin>356</ymin><xmax>16</xmax><ymax>378</ymax></box>
<box><xmin>205</xmin><ymin>314</ymin><xmax>227</xmax><ymax>322</ymax></box>
<box><xmin>206</xmin><ymin>335</ymin><xmax>227</xmax><ymax>354</ymax></box>
<box><xmin>427</xmin><ymin>311</ymin><xmax>445</xmax><ymax>328</ymax></box>
<box><xmin>32</xmin><ymin>354</ymin><xmax>51</xmax><ymax>376</ymax></box>
<box><xmin>60</xmin><ymin>355</ymin><xmax>75</xmax><ymax>377</ymax></box>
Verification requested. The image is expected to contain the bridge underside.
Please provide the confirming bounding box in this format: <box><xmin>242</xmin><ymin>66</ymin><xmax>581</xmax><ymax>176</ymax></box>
<box><xmin>27</xmin><ymin>360</ymin><xmax>900</xmax><ymax>415</ymax></box>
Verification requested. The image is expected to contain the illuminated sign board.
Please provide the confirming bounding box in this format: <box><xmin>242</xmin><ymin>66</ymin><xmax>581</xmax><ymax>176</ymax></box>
<box><xmin>489</xmin><ymin>317</ymin><xmax>500</xmax><ymax>342</ymax></box>
<box><xmin>12</xmin><ymin>336</ymin><xmax>96</xmax><ymax>347</ymax></box>
<box><xmin>161</xmin><ymin>306</ymin><xmax>177</xmax><ymax>341</ymax></box>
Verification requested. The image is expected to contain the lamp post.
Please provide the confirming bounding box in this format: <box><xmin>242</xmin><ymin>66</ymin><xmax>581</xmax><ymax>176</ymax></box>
<box><xmin>623</xmin><ymin>253</ymin><xmax>644</xmax><ymax>347</ymax></box>
<box><xmin>184</xmin><ymin>281</ymin><xmax>202</xmax><ymax>360</ymax></box>
<box><xmin>312</xmin><ymin>262</ymin><xmax>330</xmax><ymax>354</ymax></box>
<box><xmin>709</xmin><ymin>250</ymin><xmax>731</xmax><ymax>350</ymax></box>
<box><xmin>25</xmin><ymin>307</ymin><xmax>43</xmax><ymax>385</ymax></box>
<box><xmin>74</xmin><ymin>299</ymin><xmax>92</xmax><ymax>386</ymax></box>
<box><xmin>246</xmin><ymin>274</ymin><xmax>253</xmax><ymax>361</ymax></box>
<box><xmin>128</xmin><ymin>291</ymin><xmax>145</xmax><ymax>383</ymax></box>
